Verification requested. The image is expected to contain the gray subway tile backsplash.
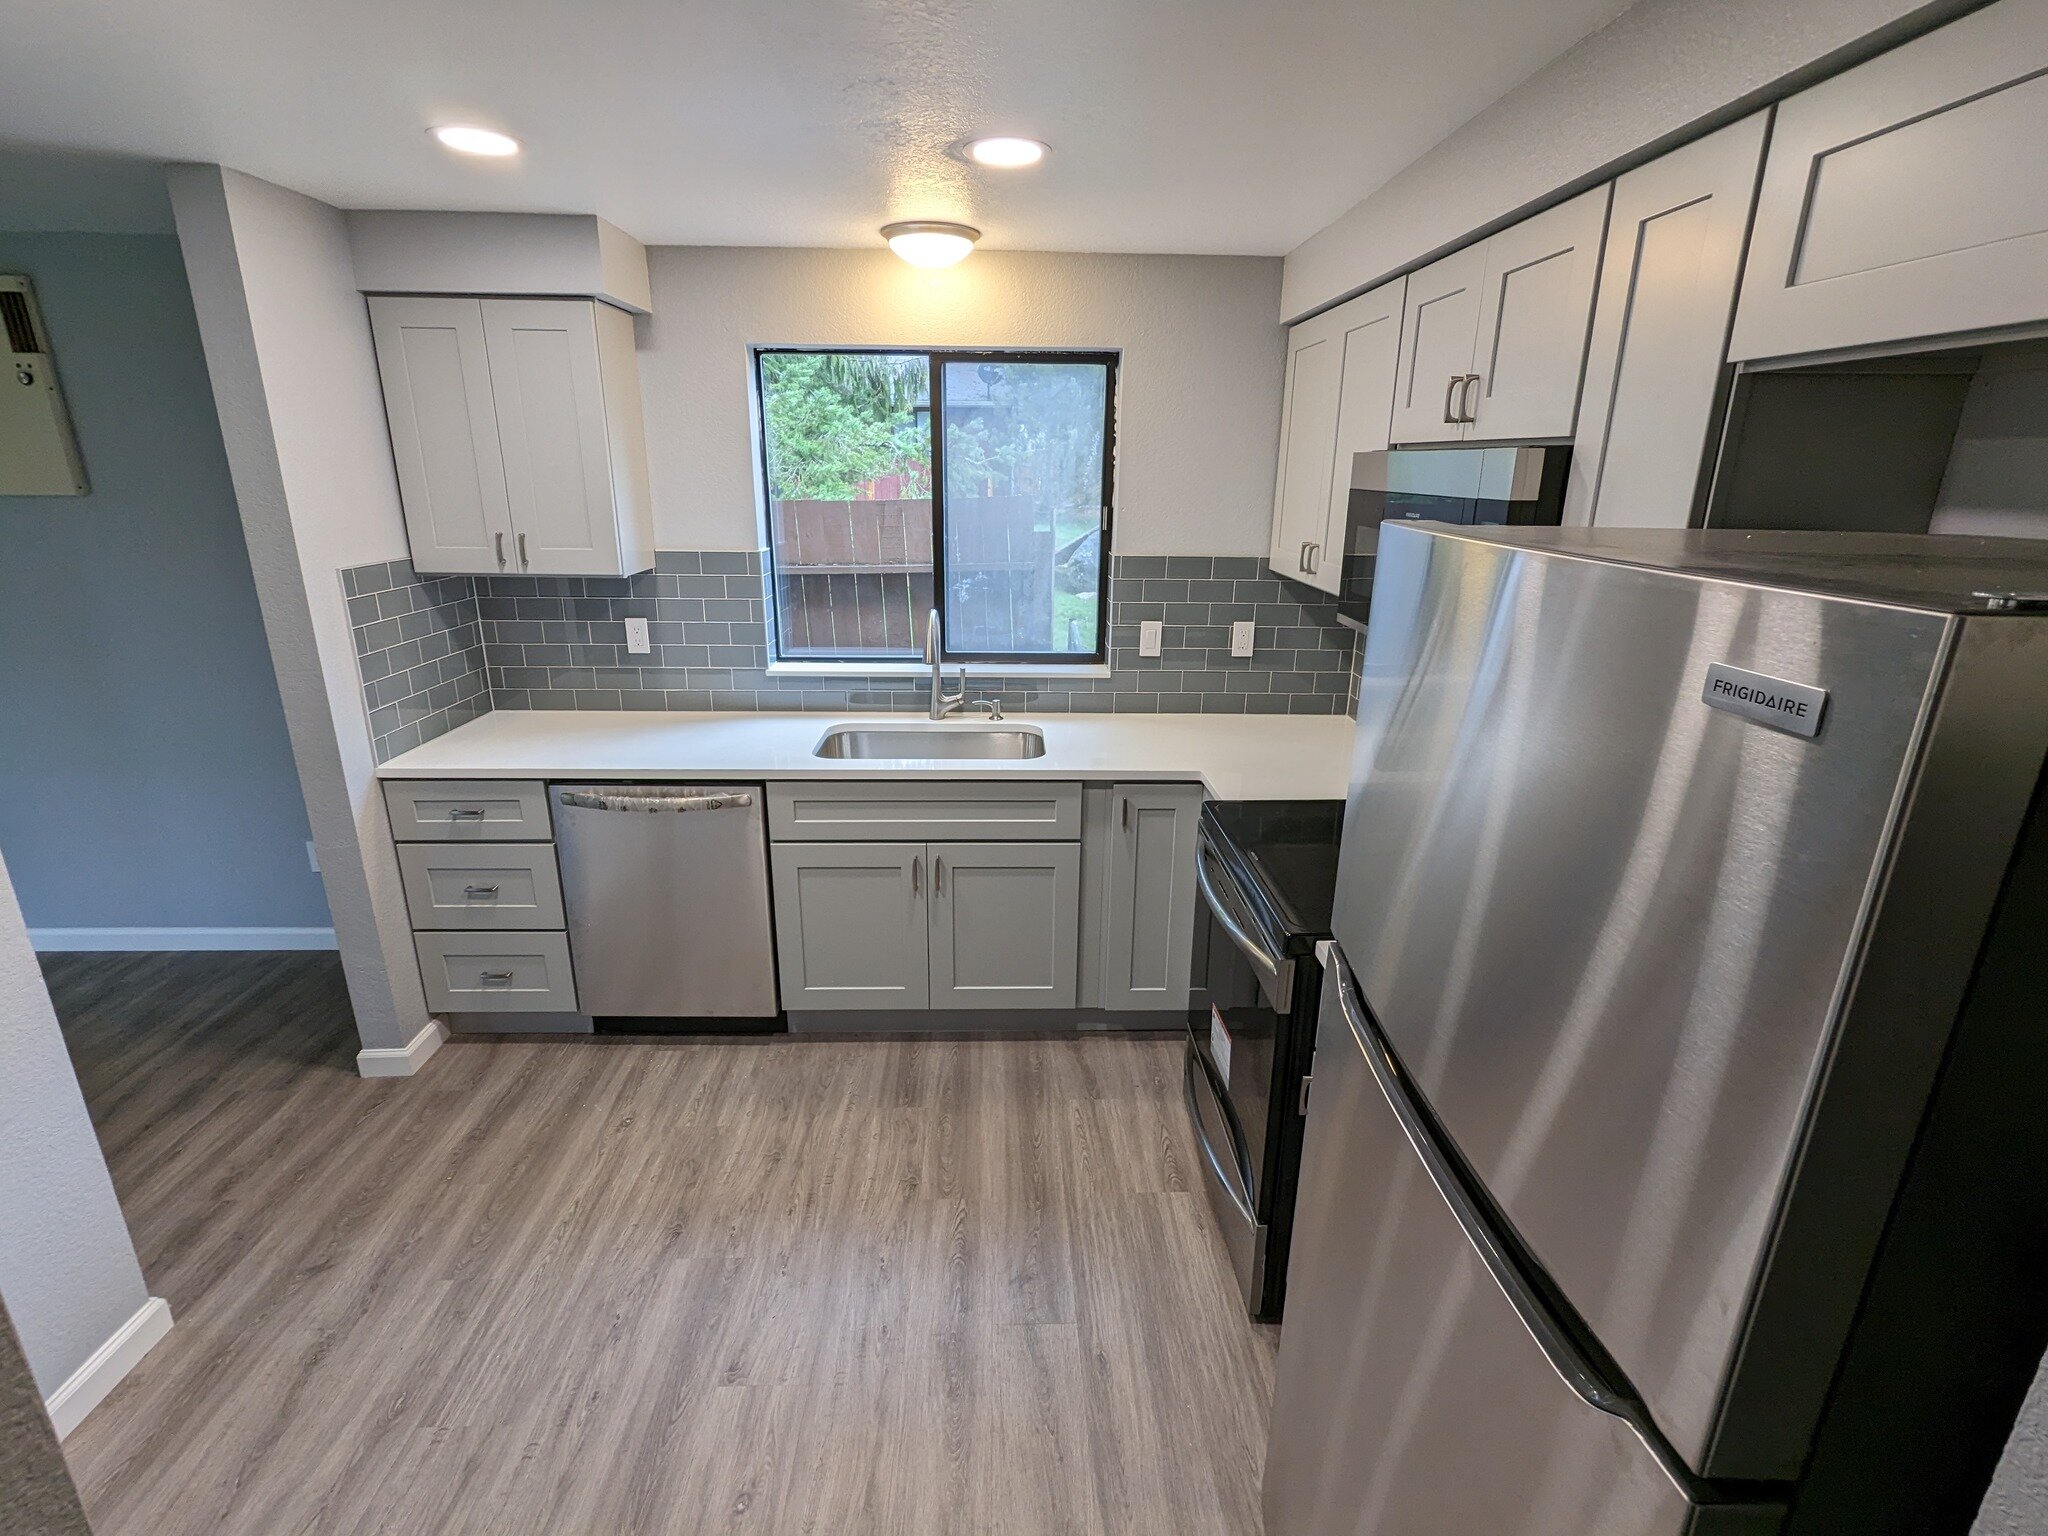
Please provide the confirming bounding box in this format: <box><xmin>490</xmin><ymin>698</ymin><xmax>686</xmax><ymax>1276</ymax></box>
<box><xmin>345</xmin><ymin>549</ymin><xmax>1363</xmax><ymax>753</ymax></box>
<box><xmin>342</xmin><ymin>558</ymin><xmax>490</xmax><ymax>764</ymax></box>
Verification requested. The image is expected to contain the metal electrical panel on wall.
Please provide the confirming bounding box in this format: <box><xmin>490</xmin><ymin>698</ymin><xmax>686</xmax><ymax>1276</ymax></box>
<box><xmin>1</xmin><ymin>275</ymin><xmax>88</xmax><ymax>496</ymax></box>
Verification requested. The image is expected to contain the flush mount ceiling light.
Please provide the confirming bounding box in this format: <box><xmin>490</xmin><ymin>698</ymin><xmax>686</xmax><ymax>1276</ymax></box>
<box><xmin>964</xmin><ymin>136</ymin><xmax>1048</xmax><ymax>169</ymax></box>
<box><xmin>430</xmin><ymin>124</ymin><xmax>521</xmax><ymax>158</ymax></box>
<box><xmin>881</xmin><ymin>221</ymin><xmax>981</xmax><ymax>268</ymax></box>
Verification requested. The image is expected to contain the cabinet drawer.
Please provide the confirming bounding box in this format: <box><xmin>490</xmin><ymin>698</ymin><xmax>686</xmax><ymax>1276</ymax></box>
<box><xmin>414</xmin><ymin>931</ymin><xmax>577</xmax><ymax>1013</ymax></box>
<box><xmin>398</xmin><ymin>843</ymin><xmax>564</xmax><ymax>930</ymax></box>
<box><xmin>384</xmin><ymin>780</ymin><xmax>551</xmax><ymax>841</ymax></box>
<box><xmin>767</xmin><ymin>781</ymin><xmax>1082</xmax><ymax>842</ymax></box>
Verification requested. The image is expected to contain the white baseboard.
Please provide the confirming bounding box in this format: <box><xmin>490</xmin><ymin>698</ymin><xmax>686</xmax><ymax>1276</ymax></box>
<box><xmin>46</xmin><ymin>1296</ymin><xmax>173</xmax><ymax>1439</ymax></box>
<box><xmin>356</xmin><ymin>1017</ymin><xmax>449</xmax><ymax>1078</ymax></box>
<box><xmin>29</xmin><ymin>926</ymin><xmax>338</xmax><ymax>952</ymax></box>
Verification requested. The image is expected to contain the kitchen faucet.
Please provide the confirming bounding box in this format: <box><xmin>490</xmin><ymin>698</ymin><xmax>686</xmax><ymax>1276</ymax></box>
<box><xmin>924</xmin><ymin>608</ymin><xmax>1005</xmax><ymax>722</ymax></box>
<box><xmin>925</xmin><ymin>608</ymin><xmax>966</xmax><ymax>720</ymax></box>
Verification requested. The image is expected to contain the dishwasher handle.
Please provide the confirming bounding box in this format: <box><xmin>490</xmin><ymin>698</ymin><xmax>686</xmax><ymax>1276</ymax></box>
<box><xmin>557</xmin><ymin>789</ymin><xmax>754</xmax><ymax>814</ymax></box>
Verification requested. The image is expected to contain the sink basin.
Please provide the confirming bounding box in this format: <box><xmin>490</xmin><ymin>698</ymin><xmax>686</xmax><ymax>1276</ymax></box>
<box><xmin>814</xmin><ymin>724</ymin><xmax>1047</xmax><ymax>760</ymax></box>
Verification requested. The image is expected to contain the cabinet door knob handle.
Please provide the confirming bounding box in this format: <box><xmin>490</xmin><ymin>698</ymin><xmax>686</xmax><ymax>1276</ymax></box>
<box><xmin>911</xmin><ymin>855</ymin><xmax>921</xmax><ymax>898</ymax></box>
<box><xmin>517</xmin><ymin>532</ymin><xmax>530</xmax><ymax>569</ymax></box>
<box><xmin>1443</xmin><ymin>374</ymin><xmax>1462</xmax><ymax>424</ymax></box>
<box><xmin>494</xmin><ymin>532</ymin><xmax>507</xmax><ymax>569</ymax></box>
<box><xmin>479</xmin><ymin>970</ymin><xmax>514</xmax><ymax>984</ymax></box>
<box><xmin>933</xmin><ymin>855</ymin><xmax>944</xmax><ymax>894</ymax></box>
<box><xmin>448</xmin><ymin>807</ymin><xmax>486</xmax><ymax>820</ymax></box>
<box><xmin>463</xmin><ymin>884</ymin><xmax>500</xmax><ymax>898</ymax></box>
<box><xmin>1121</xmin><ymin>797</ymin><xmax>1131</xmax><ymax>833</ymax></box>
<box><xmin>1460</xmin><ymin>374</ymin><xmax>1482</xmax><ymax>424</ymax></box>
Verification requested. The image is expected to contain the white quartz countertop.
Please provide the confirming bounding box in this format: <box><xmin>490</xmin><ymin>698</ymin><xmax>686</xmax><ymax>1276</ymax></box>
<box><xmin>376</xmin><ymin>710</ymin><xmax>1359</xmax><ymax>802</ymax></box>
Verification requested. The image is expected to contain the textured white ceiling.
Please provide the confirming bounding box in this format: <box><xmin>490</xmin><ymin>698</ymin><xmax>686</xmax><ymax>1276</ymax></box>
<box><xmin>0</xmin><ymin>0</ymin><xmax>1632</xmax><ymax>252</ymax></box>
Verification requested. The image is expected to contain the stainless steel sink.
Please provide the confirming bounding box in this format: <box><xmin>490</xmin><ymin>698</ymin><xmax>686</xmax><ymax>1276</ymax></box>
<box><xmin>813</xmin><ymin>724</ymin><xmax>1047</xmax><ymax>760</ymax></box>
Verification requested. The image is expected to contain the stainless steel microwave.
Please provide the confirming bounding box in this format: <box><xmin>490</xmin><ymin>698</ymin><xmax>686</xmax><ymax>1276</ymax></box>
<box><xmin>1334</xmin><ymin>444</ymin><xmax>1571</xmax><ymax>632</ymax></box>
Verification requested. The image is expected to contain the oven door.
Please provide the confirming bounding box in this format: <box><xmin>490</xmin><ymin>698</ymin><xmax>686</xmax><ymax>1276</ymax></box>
<box><xmin>1187</xmin><ymin>831</ymin><xmax>1293</xmax><ymax>1312</ymax></box>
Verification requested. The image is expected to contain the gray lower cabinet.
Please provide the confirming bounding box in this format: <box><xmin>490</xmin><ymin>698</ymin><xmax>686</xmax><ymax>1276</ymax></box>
<box><xmin>766</xmin><ymin>780</ymin><xmax>1082</xmax><ymax>842</ymax></box>
<box><xmin>929</xmin><ymin>842</ymin><xmax>1080</xmax><ymax>1009</ymax></box>
<box><xmin>772</xmin><ymin>838</ymin><xmax>1084</xmax><ymax>1012</ymax></box>
<box><xmin>771</xmin><ymin>842</ymin><xmax>930</xmax><ymax>1009</ymax></box>
<box><xmin>383</xmin><ymin>779</ymin><xmax>552</xmax><ymax>841</ymax></box>
<box><xmin>397</xmin><ymin>842</ymin><xmax>564</xmax><ymax>930</ymax></box>
<box><xmin>414</xmin><ymin>931</ymin><xmax>577</xmax><ymax>1013</ymax></box>
<box><xmin>1100</xmin><ymin>784</ymin><xmax>1203</xmax><ymax>1011</ymax></box>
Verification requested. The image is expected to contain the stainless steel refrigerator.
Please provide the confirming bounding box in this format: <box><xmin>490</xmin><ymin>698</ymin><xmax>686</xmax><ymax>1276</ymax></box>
<box><xmin>1267</xmin><ymin>524</ymin><xmax>2048</xmax><ymax>1535</ymax></box>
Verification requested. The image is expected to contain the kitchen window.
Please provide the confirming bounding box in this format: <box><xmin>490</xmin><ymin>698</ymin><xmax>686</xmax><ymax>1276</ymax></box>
<box><xmin>753</xmin><ymin>348</ymin><xmax>1117</xmax><ymax>665</ymax></box>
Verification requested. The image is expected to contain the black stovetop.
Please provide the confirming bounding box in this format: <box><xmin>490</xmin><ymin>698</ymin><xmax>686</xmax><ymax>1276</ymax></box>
<box><xmin>1200</xmin><ymin>799</ymin><xmax>1344</xmax><ymax>942</ymax></box>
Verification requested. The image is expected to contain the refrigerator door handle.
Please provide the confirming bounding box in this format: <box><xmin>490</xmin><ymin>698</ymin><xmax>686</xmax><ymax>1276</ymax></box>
<box><xmin>1328</xmin><ymin>951</ymin><xmax>1631</xmax><ymax>1423</ymax></box>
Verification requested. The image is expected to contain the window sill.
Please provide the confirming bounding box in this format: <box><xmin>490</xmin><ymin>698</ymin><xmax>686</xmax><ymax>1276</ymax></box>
<box><xmin>766</xmin><ymin>660</ymin><xmax>1114</xmax><ymax>679</ymax></box>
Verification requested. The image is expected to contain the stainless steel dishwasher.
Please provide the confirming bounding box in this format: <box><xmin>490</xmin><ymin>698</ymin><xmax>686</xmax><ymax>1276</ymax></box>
<box><xmin>552</xmin><ymin>784</ymin><xmax>779</xmax><ymax>1023</ymax></box>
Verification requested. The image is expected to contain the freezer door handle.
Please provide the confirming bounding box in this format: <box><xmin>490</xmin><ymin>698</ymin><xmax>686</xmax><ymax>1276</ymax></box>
<box><xmin>1328</xmin><ymin>949</ymin><xmax>1631</xmax><ymax>1424</ymax></box>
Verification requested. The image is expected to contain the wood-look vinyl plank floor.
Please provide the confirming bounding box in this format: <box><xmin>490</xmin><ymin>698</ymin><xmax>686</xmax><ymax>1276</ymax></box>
<box><xmin>47</xmin><ymin>952</ymin><xmax>1277</xmax><ymax>1535</ymax></box>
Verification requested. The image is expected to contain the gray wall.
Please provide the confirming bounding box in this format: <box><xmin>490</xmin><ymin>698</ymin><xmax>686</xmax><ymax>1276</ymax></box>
<box><xmin>0</xmin><ymin>232</ymin><xmax>327</xmax><ymax>939</ymax></box>
<box><xmin>169</xmin><ymin>164</ymin><xmax>435</xmax><ymax>1056</ymax></box>
<box><xmin>0</xmin><ymin>843</ymin><xmax>151</xmax><ymax>1398</ymax></box>
<box><xmin>1281</xmin><ymin>0</ymin><xmax>1980</xmax><ymax>320</ymax></box>
<box><xmin>1932</xmin><ymin>347</ymin><xmax>2048</xmax><ymax>540</ymax></box>
<box><xmin>639</xmin><ymin>246</ymin><xmax>1285</xmax><ymax>556</ymax></box>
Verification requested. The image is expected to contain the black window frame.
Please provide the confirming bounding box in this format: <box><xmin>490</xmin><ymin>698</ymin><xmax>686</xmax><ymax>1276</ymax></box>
<box><xmin>752</xmin><ymin>345</ymin><xmax>1119</xmax><ymax>667</ymax></box>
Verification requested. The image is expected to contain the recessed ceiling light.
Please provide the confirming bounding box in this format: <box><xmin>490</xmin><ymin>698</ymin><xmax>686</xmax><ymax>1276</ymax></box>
<box><xmin>881</xmin><ymin>221</ymin><xmax>981</xmax><ymax>269</ymax></box>
<box><xmin>430</xmin><ymin>125</ymin><xmax>521</xmax><ymax>158</ymax></box>
<box><xmin>965</xmin><ymin>136</ymin><xmax>1048</xmax><ymax>169</ymax></box>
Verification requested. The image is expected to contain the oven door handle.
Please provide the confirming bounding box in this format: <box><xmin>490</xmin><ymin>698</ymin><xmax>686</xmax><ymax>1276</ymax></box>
<box><xmin>1185</xmin><ymin>1044</ymin><xmax>1259</xmax><ymax>1227</ymax></box>
<box><xmin>1196</xmin><ymin>842</ymin><xmax>1288</xmax><ymax>990</ymax></box>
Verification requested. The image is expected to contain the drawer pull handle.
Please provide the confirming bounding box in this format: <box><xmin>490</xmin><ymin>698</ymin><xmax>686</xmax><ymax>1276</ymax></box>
<box><xmin>447</xmin><ymin>807</ymin><xmax>486</xmax><ymax>820</ymax></box>
<box><xmin>463</xmin><ymin>884</ymin><xmax>500</xmax><ymax>898</ymax></box>
<box><xmin>478</xmin><ymin>970</ymin><xmax>515</xmax><ymax>984</ymax></box>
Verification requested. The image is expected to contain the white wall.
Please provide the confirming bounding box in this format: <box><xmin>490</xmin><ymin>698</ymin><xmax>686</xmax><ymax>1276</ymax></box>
<box><xmin>0</xmin><ymin>843</ymin><xmax>152</xmax><ymax>1399</ymax></box>
<box><xmin>1281</xmin><ymin>0</ymin><xmax>1979</xmax><ymax>321</ymax></box>
<box><xmin>167</xmin><ymin>165</ymin><xmax>431</xmax><ymax>1059</ymax></box>
<box><xmin>639</xmin><ymin>246</ymin><xmax>1283</xmax><ymax>555</ymax></box>
<box><xmin>0</xmin><ymin>231</ymin><xmax>329</xmax><ymax>945</ymax></box>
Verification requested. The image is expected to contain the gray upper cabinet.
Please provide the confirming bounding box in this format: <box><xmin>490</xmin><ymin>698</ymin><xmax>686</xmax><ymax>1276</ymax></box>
<box><xmin>771</xmin><ymin>843</ymin><xmax>930</xmax><ymax>1010</ymax></box>
<box><xmin>1392</xmin><ymin>187</ymin><xmax>1610</xmax><ymax>444</ymax></box>
<box><xmin>369</xmin><ymin>294</ymin><xmax>655</xmax><ymax>577</ymax></box>
<box><xmin>1269</xmin><ymin>319</ymin><xmax>1345</xmax><ymax>585</ymax></box>
<box><xmin>1101</xmin><ymin>784</ymin><xmax>1202</xmax><ymax>1012</ymax></box>
<box><xmin>1467</xmin><ymin>186</ymin><xmax>1610</xmax><ymax>441</ymax></box>
<box><xmin>1565</xmin><ymin>113</ymin><xmax>1770</xmax><ymax>530</ymax></box>
<box><xmin>928</xmin><ymin>842</ymin><xmax>1081</xmax><ymax>1009</ymax></box>
<box><xmin>1730</xmin><ymin>0</ymin><xmax>2048</xmax><ymax>362</ymax></box>
<box><xmin>1269</xmin><ymin>279</ymin><xmax>1406</xmax><ymax>593</ymax></box>
<box><xmin>367</xmin><ymin>296</ymin><xmax>511</xmax><ymax>575</ymax></box>
<box><xmin>1391</xmin><ymin>243</ymin><xmax>1488</xmax><ymax>444</ymax></box>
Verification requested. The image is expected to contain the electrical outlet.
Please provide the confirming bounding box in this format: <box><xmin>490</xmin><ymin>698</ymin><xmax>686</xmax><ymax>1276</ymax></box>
<box><xmin>624</xmin><ymin>616</ymin><xmax>652</xmax><ymax>654</ymax></box>
<box><xmin>1230</xmin><ymin>620</ymin><xmax>1256</xmax><ymax>658</ymax></box>
<box><xmin>1139</xmin><ymin>620</ymin><xmax>1164</xmax><ymax>658</ymax></box>
<box><xmin>306</xmin><ymin>841</ymin><xmax>320</xmax><ymax>874</ymax></box>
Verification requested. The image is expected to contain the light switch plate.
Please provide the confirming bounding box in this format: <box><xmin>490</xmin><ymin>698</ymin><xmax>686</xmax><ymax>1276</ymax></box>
<box><xmin>624</xmin><ymin>616</ymin><xmax>652</xmax><ymax>655</ymax></box>
<box><xmin>1230</xmin><ymin>620</ymin><xmax>1256</xmax><ymax>658</ymax></box>
<box><xmin>1139</xmin><ymin>620</ymin><xmax>1163</xmax><ymax>658</ymax></box>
